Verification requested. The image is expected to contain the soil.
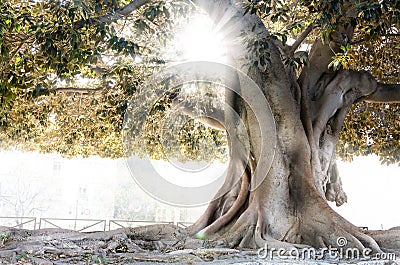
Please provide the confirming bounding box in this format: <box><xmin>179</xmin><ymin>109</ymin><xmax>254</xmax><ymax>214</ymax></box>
<box><xmin>0</xmin><ymin>225</ymin><xmax>398</xmax><ymax>265</ymax></box>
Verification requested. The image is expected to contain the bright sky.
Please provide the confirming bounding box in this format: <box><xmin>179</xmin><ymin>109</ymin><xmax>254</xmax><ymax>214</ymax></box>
<box><xmin>0</xmin><ymin>151</ymin><xmax>398</xmax><ymax>230</ymax></box>
<box><xmin>333</xmin><ymin>156</ymin><xmax>400</xmax><ymax>230</ymax></box>
<box><xmin>151</xmin><ymin>159</ymin><xmax>227</xmax><ymax>188</ymax></box>
<box><xmin>149</xmin><ymin>154</ymin><xmax>400</xmax><ymax>229</ymax></box>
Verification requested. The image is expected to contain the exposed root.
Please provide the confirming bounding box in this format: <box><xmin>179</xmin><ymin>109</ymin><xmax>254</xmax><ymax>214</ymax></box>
<box><xmin>254</xmin><ymin>233</ymin><xmax>302</xmax><ymax>253</ymax></box>
<box><xmin>187</xmin><ymin>161</ymin><xmax>245</xmax><ymax>236</ymax></box>
<box><xmin>300</xmin><ymin>190</ymin><xmax>384</xmax><ymax>254</ymax></box>
<box><xmin>190</xmin><ymin>201</ymin><xmax>260</xmax><ymax>249</ymax></box>
<box><xmin>367</xmin><ymin>229</ymin><xmax>400</xmax><ymax>252</ymax></box>
<box><xmin>186</xmin><ymin>199</ymin><xmax>220</xmax><ymax>236</ymax></box>
<box><xmin>220</xmin><ymin>204</ymin><xmax>258</xmax><ymax>248</ymax></box>
<box><xmin>302</xmin><ymin>218</ymin><xmax>385</xmax><ymax>255</ymax></box>
<box><xmin>197</xmin><ymin>168</ymin><xmax>250</xmax><ymax>236</ymax></box>
<box><xmin>190</xmin><ymin>130</ymin><xmax>398</xmax><ymax>256</ymax></box>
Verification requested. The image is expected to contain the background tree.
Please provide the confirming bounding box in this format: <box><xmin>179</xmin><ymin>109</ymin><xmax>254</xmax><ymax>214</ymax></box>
<box><xmin>0</xmin><ymin>0</ymin><xmax>399</xmax><ymax>253</ymax></box>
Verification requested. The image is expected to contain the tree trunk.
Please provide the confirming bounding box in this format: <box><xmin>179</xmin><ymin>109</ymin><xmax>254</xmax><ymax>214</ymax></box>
<box><xmin>187</xmin><ymin>0</ymin><xmax>400</xmax><ymax>253</ymax></box>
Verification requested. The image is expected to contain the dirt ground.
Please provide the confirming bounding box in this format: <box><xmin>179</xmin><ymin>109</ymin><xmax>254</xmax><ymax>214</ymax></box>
<box><xmin>0</xmin><ymin>225</ymin><xmax>398</xmax><ymax>265</ymax></box>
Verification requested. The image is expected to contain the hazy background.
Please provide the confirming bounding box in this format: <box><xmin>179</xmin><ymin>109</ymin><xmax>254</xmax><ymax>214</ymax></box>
<box><xmin>0</xmin><ymin>151</ymin><xmax>398</xmax><ymax>231</ymax></box>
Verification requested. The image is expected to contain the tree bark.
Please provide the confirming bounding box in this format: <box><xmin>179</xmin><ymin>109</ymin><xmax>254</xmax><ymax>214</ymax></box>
<box><xmin>186</xmin><ymin>0</ymin><xmax>400</xmax><ymax>252</ymax></box>
<box><xmin>74</xmin><ymin>0</ymin><xmax>151</xmax><ymax>29</ymax></box>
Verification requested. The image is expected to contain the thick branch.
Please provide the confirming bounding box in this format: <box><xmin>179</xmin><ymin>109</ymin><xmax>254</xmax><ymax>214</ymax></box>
<box><xmin>154</xmin><ymin>87</ymin><xmax>226</xmax><ymax>130</ymax></box>
<box><xmin>298</xmin><ymin>18</ymin><xmax>355</xmax><ymax>95</ymax></box>
<box><xmin>172</xmin><ymin>99</ymin><xmax>225</xmax><ymax>131</ymax></box>
<box><xmin>9</xmin><ymin>42</ymin><xmax>25</xmax><ymax>61</ymax></box>
<box><xmin>74</xmin><ymin>0</ymin><xmax>151</xmax><ymax>29</ymax></box>
<box><xmin>364</xmin><ymin>83</ymin><xmax>400</xmax><ymax>103</ymax></box>
<box><xmin>3</xmin><ymin>33</ymin><xmax>34</xmax><ymax>44</ymax></box>
<box><xmin>35</xmin><ymin>87</ymin><xmax>104</xmax><ymax>96</ymax></box>
<box><xmin>311</xmin><ymin>70</ymin><xmax>378</xmax><ymax>140</ymax></box>
<box><xmin>289</xmin><ymin>23</ymin><xmax>315</xmax><ymax>53</ymax></box>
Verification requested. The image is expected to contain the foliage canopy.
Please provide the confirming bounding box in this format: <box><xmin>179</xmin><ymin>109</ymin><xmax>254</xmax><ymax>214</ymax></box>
<box><xmin>0</xmin><ymin>0</ymin><xmax>399</xmax><ymax>164</ymax></box>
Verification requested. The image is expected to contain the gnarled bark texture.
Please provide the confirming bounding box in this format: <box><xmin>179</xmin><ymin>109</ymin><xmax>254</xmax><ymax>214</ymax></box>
<box><xmin>186</xmin><ymin>0</ymin><xmax>400</xmax><ymax>253</ymax></box>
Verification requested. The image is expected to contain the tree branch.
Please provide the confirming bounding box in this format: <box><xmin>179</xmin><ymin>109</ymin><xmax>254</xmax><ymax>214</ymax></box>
<box><xmin>364</xmin><ymin>83</ymin><xmax>400</xmax><ymax>103</ymax></box>
<box><xmin>156</xmin><ymin>88</ymin><xmax>226</xmax><ymax>130</ymax></box>
<box><xmin>172</xmin><ymin>100</ymin><xmax>226</xmax><ymax>131</ymax></box>
<box><xmin>74</xmin><ymin>0</ymin><xmax>151</xmax><ymax>29</ymax></box>
<box><xmin>289</xmin><ymin>23</ymin><xmax>315</xmax><ymax>53</ymax></box>
<box><xmin>9</xmin><ymin>42</ymin><xmax>25</xmax><ymax>61</ymax></box>
<box><xmin>54</xmin><ymin>87</ymin><xmax>103</xmax><ymax>93</ymax></box>
<box><xmin>34</xmin><ymin>87</ymin><xmax>104</xmax><ymax>96</ymax></box>
<box><xmin>3</xmin><ymin>33</ymin><xmax>34</xmax><ymax>44</ymax></box>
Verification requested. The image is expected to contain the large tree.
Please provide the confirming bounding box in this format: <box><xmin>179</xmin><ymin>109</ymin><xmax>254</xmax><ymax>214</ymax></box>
<box><xmin>1</xmin><ymin>0</ymin><xmax>400</xmax><ymax>254</ymax></box>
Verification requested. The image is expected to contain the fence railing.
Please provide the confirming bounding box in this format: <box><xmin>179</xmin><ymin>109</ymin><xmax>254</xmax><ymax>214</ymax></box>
<box><xmin>176</xmin><ymin>221</ymin><xmax>193</xmax><ymax>228</ymax></box>
<box><xmin>0</xmin><ymin>217</ymin><xmax>36</xmax><ymax>230</ymax></box>
<box><xmin>39</xmin><ymin>218</ymin><xmax>107</xmax><ymax>232</ymax></box>
<box><xmin>0</xmin><ymin>217</ymin><xmax>193</xmax><ymax>232</ymax></box>
<box><xmin>109</xmin><ymin>219</ymin><xmax>173</xmax><ymax>231</ymax></box>
<box><xmin>0</xmin><ymin>217</ymin><xmax>371</xmax><ymax>232</ymax></box>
